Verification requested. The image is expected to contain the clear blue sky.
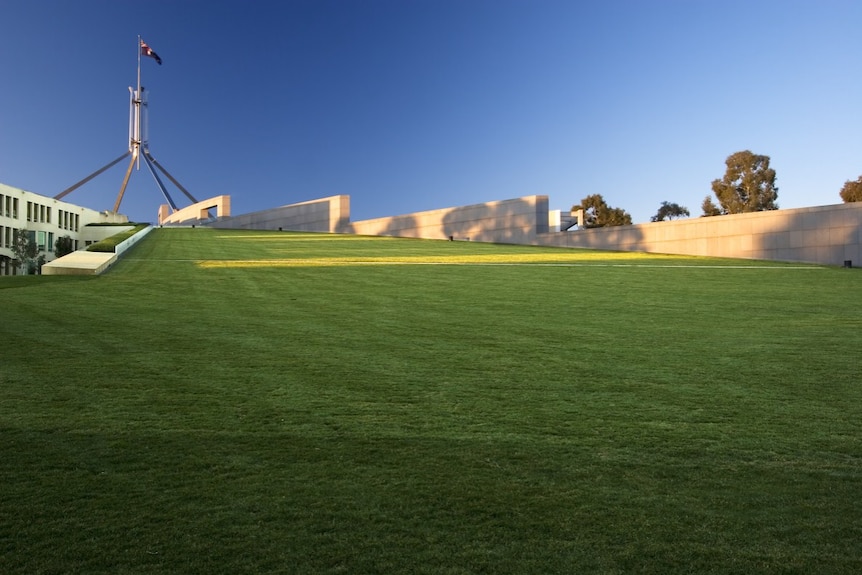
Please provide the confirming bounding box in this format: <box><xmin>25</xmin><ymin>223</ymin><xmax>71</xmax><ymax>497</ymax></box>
<box><xmin>1</xmin><ymin>0</ymin><xmax>860</xmax><ymax>224</ymax></box>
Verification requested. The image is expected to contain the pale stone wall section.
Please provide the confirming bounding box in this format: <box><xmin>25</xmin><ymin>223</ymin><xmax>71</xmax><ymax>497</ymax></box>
<box><xmin>209</xmin><ymin>195</ymin><xmax>349</xmax><ymax>232</ymax></box>
<box><xmin>41</xmin><ymin>251</ymin><xmax>117</xmax><ymax>275</ymax></box>
<box><xmin>205</xmin><ymin>192</ymin><xmax>860</xmax><ymax>267</ymax></box>
<box><xmin>533</xmin><ymin>202</ymin><xmax>862</xmax><ymax>266</ymax></box>
<box><xmin>159</xmin><ymin>196</ymin><xmax>231</xmax><ymax>225</ymax></box>
<box><xmin>207</xmin><ymin>194</ymin><xmax>549</xmax><ymax>242</ymax></box>
<box><xmin>43</xmin><ymin>226</ymin><xmax>153</xmax><ymax>275</ymax></box>
<box><xmin>347</xmin><ymin>196</ymin><xmax>549</xmax><ymax>243</ymax></box>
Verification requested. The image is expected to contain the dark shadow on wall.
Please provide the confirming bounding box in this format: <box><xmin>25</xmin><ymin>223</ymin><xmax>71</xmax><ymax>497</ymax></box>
<box><xmin>349</xmin><ymin>197</ymin><xmax>548</xmax><ymax>243</ymax></box>
<box><xmin>745</xmin><ymin>204</ymin><xmax>862</xmax><ymax>266</ymax></box>
<box><xmin>344</xmin><ymin>213</ymin><xmax>421</xmax><ymax>238</ymax></box>
<box><xmin>542</xmin><ymin>203</ymin><xmax>861</xmax><ymax>266</ymax></box>
<box><xmin>536</xmin><ymin>221</ymin><xmax>648</xmax><ymax>254</ymax></box>
<box><xmin>210</xmin><ymin>199</ymin><xmax>337</xmax><ymax>233</ymax></box>
<box><xmin>440</xmin><ymin>197</ymin><xmax>550</xmax><ymax>245</ymax></box>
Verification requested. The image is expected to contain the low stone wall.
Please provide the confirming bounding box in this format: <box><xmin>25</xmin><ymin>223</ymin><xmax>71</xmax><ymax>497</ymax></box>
<box><xmin>210</xmin><ymin>195</ymin><xmax>349</xmax><ymax>232</ymax></box>
<box><xmin>534</xmin><ymin>202</ymin><xmax>862</xmax><ymax>266</ymax></box>
<box><xmin>205</xmin><ymin>193</ymin><xmax>860</xmax><ymax>267</ymax></box>
<box><xmin>159</xmin><ymin>195</ymin><xmax>231</xmax><ymax>225</ymax></box>
<box><xmin>42</xmin><ymin>225</ymin><xmax>153</xmax><ymax>275</ymax></box>
<box><xmin>347</xmin><ymin>196</ymin><xmax>549</xmax><ymax>243</ymax></box>
<box><xmin>114</xmin><ymin>225</ymin><xmax>153</xmax><ymax>256</ymax></box>
<box><xmin>41</xmin><ymin>251</ymin><xmax>117</xmax><ymax>276</ymax></box>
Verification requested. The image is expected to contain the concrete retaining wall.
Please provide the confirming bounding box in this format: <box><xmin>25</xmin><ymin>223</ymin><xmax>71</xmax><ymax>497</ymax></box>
<box><xmin>114</xmin><ymin>225</ymin><xmax>153</xmax><ymax>256</ymax></box>
<box><xmin>210</xmin><ymin>195</ymin><xmax>349</xmax><ymax>232</ymax></box>
<box><xmin>42</xmin><ymin>225</ymin><xmax>153</xmax><ymax>275</ymax></box>
<box><xmin>347</xmin><ymin>196</ymin><xmax>549</xmax><ymax>243</ymax></box>
<box><xmin>41</xmin><ymin>251</ymin><xmax>117</xmax><ymax>275</ymax></box>
<box><xmin>533</xmin><ymin>202</ymin><xmax>862</xmax><ymax>266</ymax></box>
<box><xmin>80</xmin><ymin>225</ymin><xmax>135</xmax><ymax>246</ymax></box>
<box><xmin>159</xmin><ymin>196</ymin><xmax>231</xmax><ymax>225</ymax></box>
<box><xmin>205</xmin><ymin>192</ymin><xmax>861</xmax><ymax>267</ymax></box>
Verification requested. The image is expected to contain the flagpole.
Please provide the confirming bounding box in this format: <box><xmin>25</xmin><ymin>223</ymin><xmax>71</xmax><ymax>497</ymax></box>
<box><xmin>62</xmin><ymin>35</ymin><xmax>192</xmax><ymax>217</ymax></box>
<box><xmin>135</xmin><ymin>35</ymin><xmax>141</xmax><ymax>170</ymax></box>
<box><xmin>137</xmin><ymin>35</ymin><xmax>141</xmax><ymax>94</ymax></box>
<box><xmin>117</xmin><ymin>35</ymin><xmax>143</xmax><ymax>210</ymax></box>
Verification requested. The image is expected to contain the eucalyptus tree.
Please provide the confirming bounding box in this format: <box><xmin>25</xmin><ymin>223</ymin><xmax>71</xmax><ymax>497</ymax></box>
<box><xmin>703</xmin><ymin>150</ymin><xmax>778</xmax><ymax>216</ymax></box>
<box><xmin>651</xmin><ymin>201</ymin><xmax>690</xmax><ymax>222</ymax></box>
<box><xmin>839</xmin><ymin>176</ymin><xmax>862</xmax><ymax>203</ymax></box>
<box><xmin>572</xmin><ymin>194</ymin><xmax>632</xmax><ymax>228</ymax></box>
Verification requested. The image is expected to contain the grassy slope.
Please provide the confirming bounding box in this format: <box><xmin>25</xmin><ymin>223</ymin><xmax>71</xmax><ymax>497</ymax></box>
<box><xmin>1</xmin><ymin>228</ymin><xmax>860</xmax><ymax>574</ymax></box>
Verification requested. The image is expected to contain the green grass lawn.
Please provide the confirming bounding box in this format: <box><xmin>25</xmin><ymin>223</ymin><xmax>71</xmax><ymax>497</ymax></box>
<box><xmin>1</xmin><ymin>228</ymin><xmax>860</xmax><ymax>574</ymax></box>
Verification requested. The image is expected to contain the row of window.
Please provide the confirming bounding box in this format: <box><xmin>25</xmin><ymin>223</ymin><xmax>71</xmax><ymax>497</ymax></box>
<box><xmin>1</xmin><ymin>226</ymin><xmax>81</xmax><ymax>251</ymax></box>
<box><xmin>0</xmin><ymin>194</ymin><xmax>81</xmax><ymax>231</ymax></box>
<box><xmin>0</xmin><ymin>194</ymin><xmax>20</xmax><ymax>219</ymax></box>
<box><xmin>35</xmin><ymin>230</ymin><xmax>53</xmax><ymax>252</ymax></box>
<box><xmin>1</xmin><ymin>226</ymin><xmax>48</xmax><ymax>251</ymax></box>
<box><xmin>57</xmin><ymin>209</ymin><xmax>81</xmax><ymax>232</ymax></box>
<box><xmin>0</xmin><ymin>256</ymin><xmax>18</xmax><ymax>276</ymax></box>
<box><xmin>27</xmin><ymin>200</ymin><xmax>51</xmax><ymax>224</ymax></box>
<box><xmin>1</xmin><ymin>225</ymin><xmax>16</xmax><ymax>249</ymax></box>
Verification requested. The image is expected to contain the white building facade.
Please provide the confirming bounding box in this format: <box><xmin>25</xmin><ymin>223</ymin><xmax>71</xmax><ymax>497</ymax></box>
<box><xmin>0</xmin><ymin>182</ymin><xmax>127</xmax><ymax>275</ymax></box>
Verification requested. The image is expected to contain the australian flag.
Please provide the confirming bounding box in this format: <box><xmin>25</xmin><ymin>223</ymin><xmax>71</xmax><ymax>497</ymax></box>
<box><xmin>140</xmin><ymin>39</ymin><xmax>162</xmax><ymax>65</ymax></box>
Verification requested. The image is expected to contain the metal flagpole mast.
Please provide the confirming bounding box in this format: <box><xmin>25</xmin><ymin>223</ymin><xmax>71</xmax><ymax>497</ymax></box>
<box><xmin>135</xmin><ymin>34</ymin><xmax>142</xmax><ymax>169</ymax></box>
<box><xmin>137</xmin><ymin>34</ymin><xmax>142</xmax><ymax>98</ymax></box>
<box><xmin>113</xmin><ymin>36</ymin><xmax>142</xmax><ymax>212</ymax></box>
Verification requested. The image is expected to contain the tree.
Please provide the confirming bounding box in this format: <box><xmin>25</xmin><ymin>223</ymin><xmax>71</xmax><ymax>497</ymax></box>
<box><xmin>651</xmin><ymin>201</ymin><xmax>690</xmax><ymax>222</ymax></box>
<box><xmin>701</xmin><ymin>196</ymin><xmax>723</xmax><ymax>217</ymax></box>
<box><xmin>703</xmin><ymin>150</ymin><xmax>778</xmax><ymax>215</ymax></box>
<box><xmin>55</xmin><ymin>235</ymin><xmax>74</xmax><ymax>258</ymax></box>
<box><xmin>839</xmin><ymin>176</ymin><xmax>862</xmax><ymax>203</ymax></box>
<box><xmin>11</xmin><ymin>229</ymin><xmax>39</xmax><ymax>274</ymax></box>
<box><xmin>572</xmin><ymin>194</ymin><xmax>632</xmax><ymax>228</ymax></box>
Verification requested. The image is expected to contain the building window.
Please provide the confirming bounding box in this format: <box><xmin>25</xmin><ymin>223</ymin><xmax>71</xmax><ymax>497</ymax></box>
<box><xmin>27</xmin><ymin>201</ymin><xmax>32</xmax><ymax>222</ymax></box>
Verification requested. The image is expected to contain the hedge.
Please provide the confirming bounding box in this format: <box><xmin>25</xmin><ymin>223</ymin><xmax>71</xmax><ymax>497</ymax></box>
<box><xmin>86</xmin><ymin>223</ymin><xmax>150</xmax><ymax>253</ymax></box>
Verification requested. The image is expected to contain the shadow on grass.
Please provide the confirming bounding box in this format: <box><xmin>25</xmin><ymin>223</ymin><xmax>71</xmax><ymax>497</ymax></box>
<box><xmin>2</xmin><ymin>429</ymin><xmax>860</xmax><ymax>574</ymax></box>
<box><xmin>0</xmin><ymin>275</ymin><xmax>97</xmax><ymax>290</ymax></box>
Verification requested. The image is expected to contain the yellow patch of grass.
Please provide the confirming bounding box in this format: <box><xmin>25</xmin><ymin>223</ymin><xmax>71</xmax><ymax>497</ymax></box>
<box><xmin>196</xmin><ymin>251</ymin><xmax>703</xmax><ymax>268</ymax></box>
